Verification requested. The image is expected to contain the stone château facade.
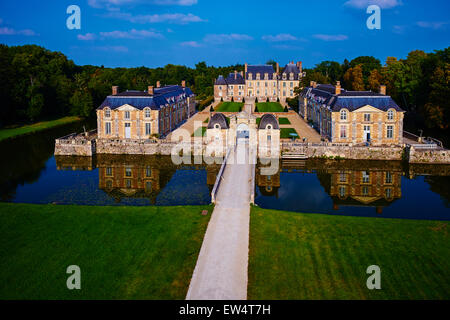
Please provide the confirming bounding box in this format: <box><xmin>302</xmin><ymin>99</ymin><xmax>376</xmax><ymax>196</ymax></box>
<box><xmin>96</xmin><ymin>81</ymin><xmax>195</xmax><ymax>139</ymax></box>
<box><xmin>214</xmin><ymin>61</ymin><xmax>304</xmax><ymax>102</ymax></box>
<box><xmin>299</xmin><ymin>82</ymin><xmax>405</xmax><ymax>145</ymax></box>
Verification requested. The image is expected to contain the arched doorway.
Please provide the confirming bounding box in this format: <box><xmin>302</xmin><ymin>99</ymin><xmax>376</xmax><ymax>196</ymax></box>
<box><xmin>236</xmin><ymin>123</ymin><xmax>249</xmax><ymax>141</ymax></box>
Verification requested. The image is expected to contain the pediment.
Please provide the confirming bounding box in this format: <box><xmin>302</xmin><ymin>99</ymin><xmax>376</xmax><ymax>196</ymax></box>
<box><xmin>353</xmin><ymin>105</ymin><xmax>382</xmax><ymax>113</ymax></box>
<box><xmin>117</xmin><ymin>104</ymin><xmax>138</xmax><ymax>111</ymax></box>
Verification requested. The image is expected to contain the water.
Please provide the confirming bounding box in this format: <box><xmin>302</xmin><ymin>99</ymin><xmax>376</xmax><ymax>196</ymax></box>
<box><xmin>0</xmin><ymin>122</ymin><xmax>449</xmax><ymax>220</ymax></box>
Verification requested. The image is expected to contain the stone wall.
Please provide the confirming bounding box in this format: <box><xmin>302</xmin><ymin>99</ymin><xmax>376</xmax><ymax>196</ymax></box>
<box><xmin>408</xmin><ymin>147</ymin><xmax>450</xmax><ymax>164</ymax></box>
<box><xmin>54</xmin><ymin>133</ymin><xmax>96</xmax><ymax>156</ymax></box>
<box><xmin>282</xmin><ymin>143</ymin><xmax>404</xmax><ymax>161</ymax></box>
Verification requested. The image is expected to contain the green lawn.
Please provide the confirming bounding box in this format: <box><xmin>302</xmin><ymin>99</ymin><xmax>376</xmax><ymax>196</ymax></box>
<box><xmin>215</xmin><ymin>102</ymin><xmax>243</xmax><ymax>112</ymax></box>
<box><xmin>192</xmin><ymin>126</ymin><xmax>207</xmax><ymax>137</ymax></box>
<box><xmin>0</xmin><ymin>116</ymin><xmax>82</xmax><ymax>142</ymax></box>
<box><xmin>249</xmin><ymin>207</ymin><xmax>450</xmax><ymax>300</ymax></box>
<box><xmin>280</xmin><ymin>128</ymin><xmax>298</xmax><ymax>139</ymax></box>
<box><xmin>0</xmin><ymin>203</ymin><xmax>212</xmax><ymax>299</ymax></box>
<box><xmin>255</xmin><ymin>102</ymin><xmax>284</xmax><ymax>112</ymax></box>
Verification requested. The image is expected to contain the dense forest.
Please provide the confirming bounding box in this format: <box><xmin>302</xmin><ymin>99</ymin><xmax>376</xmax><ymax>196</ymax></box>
<box><xmin>0</xmin><ymin>44</ymin><xmax>448</xmax><ymax>140</ymax></box>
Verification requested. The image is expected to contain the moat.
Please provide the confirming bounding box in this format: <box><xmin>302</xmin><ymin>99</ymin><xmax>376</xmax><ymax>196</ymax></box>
<box><xmin>1</xmin><ymin>122</ymin><xmax>449</xmax><ymax>220</ymax></box>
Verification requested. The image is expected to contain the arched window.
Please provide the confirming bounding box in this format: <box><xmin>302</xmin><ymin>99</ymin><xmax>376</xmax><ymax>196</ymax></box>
<box><xmin>145</xmin><ymin>108</ymin><xmax>151</xmax><ymax>118</ymax></box>
<box><xmin>340</xmin><ymin>109</ymin><xmax>347</xmax><ymax>121</ymax></box>
<box><xmin>214</xmin><ymin>123</ymin><xmax>220</xmax><ymax>129</ymax></box>
<box><xmin>105</xmin><ymin>108</ymin><xmax>111</xmax><ymax>118</ymax></box>
<box><xmin>387</xmin><ymin>109</ymin><xmax>395</xmax><ymax>120</ymax></box>
<box><xmin>266</xmin><ymin>124</ymin><xmax>273</xmax><ymax>130</ymax></box>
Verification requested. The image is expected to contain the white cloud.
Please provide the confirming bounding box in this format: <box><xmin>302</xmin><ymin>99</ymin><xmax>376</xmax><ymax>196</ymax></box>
<box><xmin>77</xmin><ymin>33</ymin><xmax>96</xmax><ymax>40</ymax></box>
<box><xmin>262</xmin><ymin>33</ymin><xmax>300</xmax><ymax>42</ymax></box>
<box><xmin>180</xmin><ymin>41</ymin><xmax>202</xmax><ymax>47</ymax></box>
<box><xmin>95</xmin><ymin>45</ymin><xmax>129</xmax><ymax>52</ymax></box>
<box><xmin>88</xmin><ymin>0</ymin><xmax>197</xmax><ymax>8</ymax></box>
<box><xmin>203</xmin><ymin>33</ymin><xmax>253</xmax><ymax>44</ymax></box>
<box><xmin>99</xmin><ymin>29</ymin><xmax>164</xmax><ymax>39</ymax></box>
<box><xmin>0</xmin><ymin>27</ymin><xmax>37</xmax><ymax>36</ymax></box>
<box><xmin>344</xmin><ymin>0</ymin><xmax>402</xmax><ymax>9</ymax></box>
<box><xmin>313</xmin><ymin>34</ymin><xmax>348</xmax><ymax>41</ymax></box>
<box><xmin>416</xmin><ymin>21</ymin><xmax>448</xmax><ymax>30</ymax></box>
<box><xmin>104</xmin><ymin>11</ymin><xmax>205</xmax><ymax>24</ymax></box>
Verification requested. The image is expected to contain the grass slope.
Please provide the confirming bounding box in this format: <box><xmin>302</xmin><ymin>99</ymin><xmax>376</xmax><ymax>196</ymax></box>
<box><xmin>215</xmin><ymin>102</ymin><xmax>243</xmax><ymax>112</ymax></box>
<box><xmin>255</xmin><ymin>102</ymin><xmax>284</xmax><ymax>112</ymax></box>
<box><xmin>0</xmin><ymin>203</ymin><xmax>212</xmax><ymax>299</ymax></box>
<box><xmin>0</xmin><ymin>116</ymin><xmax>81</xmax><ymax>141</ymax></box>
<box><xmin>280</xmin><ymin>128</ymin><xmax>298</xmax><ymax>138</ymax></box>
<box><xmin>249</xmin><ymin>207</ymin><xmax>450</xmax><ymax>300</ymax></box>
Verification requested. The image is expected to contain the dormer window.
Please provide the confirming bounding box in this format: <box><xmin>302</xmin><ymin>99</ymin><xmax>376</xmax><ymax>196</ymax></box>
<box><xmin>256</xmin><ymin>73</ymin><xmax>260</xmax><ymax>80</ymax></box>
<box><xmin>282</xmin><ymin>73</ymin><xmax>287</xmax><ymax>80</ymax></box>
<box><xmin>387</xmin><ymin>109</ymin><xmax>395</xmax><ymax>120</ymax></box>
<box><xmin>248</xmin><ymin>73</ymin><xmax>253</xmax><ymax>80</ymax></box>
<box><xmin>289</xmin><ymin>72</ymin><xmax>294</xmax><ymax>80</ymax></box>
<box><xmin>264</xmin><ymin>73</ymin><xmax>268</xmax><ymax>80</ymax></box>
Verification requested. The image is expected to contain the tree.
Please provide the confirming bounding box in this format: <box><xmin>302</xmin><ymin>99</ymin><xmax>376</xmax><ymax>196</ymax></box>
<box><xmin>70</xmin><ymin>90</ymin><xmax>93</xmax><ymax>117</ymax></box>
<box><xmin>423</xmin><ymin>64</ymin><xmax>450</xmax><ymax>129</ymax></box>
<box><xmin>368</xmin><ymin>69</ymin><xmax>383</xmax><ymax>92</ymax></box>
<box><xmin>343</xmin><ymin>64</ymin><xmax>365</xmax><ymax>91</ymax></box>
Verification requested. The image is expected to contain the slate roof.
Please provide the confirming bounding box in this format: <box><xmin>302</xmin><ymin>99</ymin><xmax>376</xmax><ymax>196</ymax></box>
<box><xmin>214</xmin><ymin>72</ymin><xmax>245</xmax><ymax>85</ymax></box>
<box><xmin>301</xmin><ymin>84</ymin><xmax>403</xmax><ymax>112</ymax></box>
<box><xmin>246</xmin><ymin>65</ymin><xmax>276</xmax><ymax>80</ymax></box>
<box><xmin>98</xmin><ymin>85</ymin><xmax>194</xmax><ymax>111</ymax></box>
<box><xmin>258</xmin><ymin>114</ymin><xmax>280</xmax><ymax>130</ymax></box>
<box><xmin>207</xmin><ymin>113</ymin><xmax>229</xmax><ymax>129</ymax></box>
<box><xmin>281</xmin><ymin>63</ymin><xmax>301</xmax><ymax>79</ymax></box>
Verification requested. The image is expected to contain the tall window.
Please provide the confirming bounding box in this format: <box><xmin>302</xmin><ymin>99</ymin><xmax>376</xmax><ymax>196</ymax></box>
<box><xmin>124</xmin><ymin>111</ymin><xmax>130</xmax><ymax>119</ymax></box>
<box><xmin>339</xmin><ymin>186</ymin><xmax>346</xmax><ymax>198</ymax></box>
<box><xmin>385</xmin><ymin>172</ymin><xmax>392</xmax><ymax>184</ymax></box>
<box><xmin>387</xmin><ymin>125</ymin><xmax>394</xmax><ymax>139</ymax></box>
<box><xmin>340</xmin><ymin>110</ymin><xmax>347</xmax><ymax>121</ymax></box>
<box><xmin>105</xmin><ymin>108</ymin><xmax>111</xmax><ymax>118</ymax></box>
<box><xmin>340</xmin><ymin>125</ymin><xmax>347</xmax><ymax>138</ymax></box>
<box><xmin>362</xmin><ymin>171</ymin><xmax>370</xmax><ymax>183</ymax></box>
<box><xmin>146</xmin><ymin>166</ymin><xmax>152</xmax><ymax>178</ymax></box>
<box><xmin>386</xmin><ymin>188</ymin><xmax>392</xmax><ymax>199</ymax></box>
<box><xmin>145</xmin><ymin>123</ymin><xmax>151</xmax><ymax>135</ymax></box>
<box><xmin>387</xmin><ymin>110</ymin><xmax>394</xmax><ymax>120</ymax></box>
<box><xmin>125</xmin><ymin>167</ymin><xmax>132</xmax><ymax>177</ymax></box>
<box><xmin>145</xmin><ymin>108</ymin><xmax>151</xmax><ymax>118</ymax></box>
<box><xmin>105</xmin><ymin>122</ymin><xmax>111</xmax><ymax>135</ymax></box>
<box><xmin>106</xmin><ymin>167</ymin><xmax>113</xmax><ymax>176</ymax></box>
<box><xmin>364</xmin><ymin>113</ymin><xmax>371</xmax><ymax>122</ymax></box>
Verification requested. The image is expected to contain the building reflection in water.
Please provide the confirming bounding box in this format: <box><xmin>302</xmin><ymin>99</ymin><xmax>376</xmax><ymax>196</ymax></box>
<box><xmin>257</xmin><ymin>159</ymin><xmax>404</xmax><ymax>214</ymax></box>
<box><xmin>56</xmin><ymin>154</ymin><xmax>221</xmax><ymax>204</ymax></box>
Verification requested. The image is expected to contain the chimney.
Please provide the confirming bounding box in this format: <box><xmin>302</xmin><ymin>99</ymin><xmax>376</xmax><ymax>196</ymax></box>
<box><xmin>234</xmin><ymin>70</ymin><xmax>237</xmax><ymax>80</ymax></box>
<box><xmin>156</xmin><ymin>81</ymin><xmax>161</xmax><ymax>88</ymax></box>
<box><xmin>297</xmin><ymin>61</ymin><xmax>302</xmax><ymax>73</ymax></box>
<box><xmin>148</xmin><ymin>86</ymin><xmax>154</xmax><ymax>95</ymax></box>
<box><xmin>181</xmin><ymin>80</ymin><xmax>186</xmax><ymax>88</ymax></box>
<box><xmin>245</xmin><ymin>63</ymin><xmax>248</xmax><ymax>74</ymax></box>
<box><xmin>276</xmin><ymin>62</ymin><xmax>279</xmax><ymax>74</ymax></box>
<box><xmin>380</xmin><ymin>85</ymin><xmax>386</xmax><ymax>95</ymax></box>
<box><xmin>112</xmin><ymin>86</ymin><xmax>119</xmax><ymax>95</ymax></box>
<box><xmin>335</xmin><ymin>81</ymin><xmax>341</xmax><ymax>95</ymax></box>
<box><xmin>310</xmin><ymin>81</ymin><xmax>317</xmax><ymax>88</ymax></box>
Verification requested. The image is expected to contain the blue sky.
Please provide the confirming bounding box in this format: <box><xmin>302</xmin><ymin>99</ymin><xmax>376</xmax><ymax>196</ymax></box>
<box><xmin>0</xmin><ymin>0</ymin><xmax>449</xmax><ymax>68</ymax></box>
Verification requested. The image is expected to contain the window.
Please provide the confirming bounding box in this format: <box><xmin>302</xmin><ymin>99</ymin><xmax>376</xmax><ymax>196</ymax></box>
<box><xmin>364</xmin><ymin>113</ymin><xmax>371</xmax><ymax>122</ymax></box>
<box><xmin>387</xmin><ymin>125</ymin><xmax>394</xmax><ymax>139</ymax></box>
<box><xmin>146</xmin><ymin>166</ymin><xmax>152</xmax><ymax>178</ymax></box>
<box><xmin>387</xmin><ymin>110</ymin><xmax>394</xmax><ymax>120</ymax></box>
<box><xmin>362</xmin><ymin>186</ymin><xmax>369</xmax><ymax>195</ymax></box>
<box><xmin>339</xmin><ymin>186</ymin><xmax>346</xmax><ymax>197</ymax></box>
<box><xmin>105</xmin><ymin>108</ymin><xmax>111</xmax><ymax>118</ymax></box>
<box><xmin>386</xmin><ymin>188</ymin><xmax>392</xmax><ymax>199</ymax></box>
<box><xmin>125</xmin><ymin>167</ymin><xmax>132</xmax><ymax>177</ymax></box>
<box><xmin>265</xmin><ymin>82</ymin><xmax>268</xmax><ymax>87</ymax></box>
<box><xmin>339</xmin><ymin>171</ymin><xmax>347</xmax><ymax>182</ymax></box>
<box><xmin>283</xmin><ymin>82</ymin><xmax>286</xmax><ymax>87</ymax></box>
<box><xmin>257</xmin><ymin>82</ymin><xmax>260</xmax><ymax>87</ymax></box>
<box><xmin>126</xmin><ymin>179</ymin><xmax>132</xmax><ymax>189</ymax></box>
<box><xmin>145</xmin><ymin>108</ymin><xmax>151</xmax><ymax>118</ymax></box>
<box><xmin>266</xmin><ymin>124</ymin><xmax>273</xmax><ymax>130</ymax></box>
<box><xmin>145</xmin><ymin>123</ymin><xmax>151</xmax><ymax>135</ymax></box>
<box><xmin>125</xmin><ymin>111</ymin><xmax>130</xmax><ymax>119</ymax></box>
<box><xmin>106</xmin><ymin>167</ymin><xmax>113</xmax><ymax>176</ymax></box>
<box><xmin>267</xmin><ymin>135</ymin><xmax>271</xmax><ymax>142</ymax></box>
<box><xmin>146</xmin><ymin>181</ymin><xmax>152</xmax><ymax>192</ymax></box>
<box><xmin>290</xmin><ymin>82</ymin><xmax>293</xmax><ymax>88</ymax></box>
<box><xmin>362</xmin><ymin>171</ymin><xmax>370</xmax><ymax>183</ymax></box>
<box><xmin>214</xmin><ymin>123</ymin><xmax>220</xmax><ymax>129</ymax></box>
<box><xmin>218</xmin><ymin>86</ymin><xmax>222</xmax><ymax>90</ymax></box>
<box><xmin>105</xmin><ymin>122</ymin><xmax>111</xmax><ymax>135</ymax></box>
<box><xmin>385</xmin><ymin>172</ymin><xmax>392</xmax><ymax>184</ymax></box>
<box><xmin>340</xmin><ymin>110</ymin><xmax>347</xmax><ymax>121</ymax></box>
<box><xmin>340</xmin><ymin>125</ymin><xmax>347</xmax><ymax>138</ymax></box>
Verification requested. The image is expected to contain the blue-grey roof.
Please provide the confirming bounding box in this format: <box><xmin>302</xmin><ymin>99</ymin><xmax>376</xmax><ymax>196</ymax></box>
<box><xmin>281</xmin><ymin>63</ymin><xmax>301</xmax><ymax>79</ymax></box>
<box><xmin>215</xmin><ymin>72</ymin><xmax>245</xmax><ymax>85</ymax></box>
<box><xmin>208</xmin><ymin>113</ymin><xmax>229</xmax><ymax>129</ymax></box>
<box><xmin>258</xmin><ymin>114</ymin><xmax>280</xmax><ymax>130</ymax></box>
<box><xmin>301</xmin><ymin>84</ymin><xmax>404</xmax><ymax>112</ymax></box>
<box><xmin>246</xmin><ymin>65</ymin><xmax>276</xmax><ymax>80</ymax></box>
<box><xmin>98</xmin><ymin>85</ymin><xmax>194</xmax><ymax>110</ymax></box>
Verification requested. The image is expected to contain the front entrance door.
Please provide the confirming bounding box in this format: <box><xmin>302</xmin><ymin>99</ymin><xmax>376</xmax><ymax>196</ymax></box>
<box><xmin>364</xmin><ymin>125</ymin><xmax>371</xmax><ymax>142</ymax></box>
<box><xmin>236</xmin><ymin>123</ymin><xmax>249</xmax><ymax>142</ymax></box>
<box><xmin>125</xmin><ymin>123</ymin><xmax>131</xmax><ymax>139</ymax></box>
